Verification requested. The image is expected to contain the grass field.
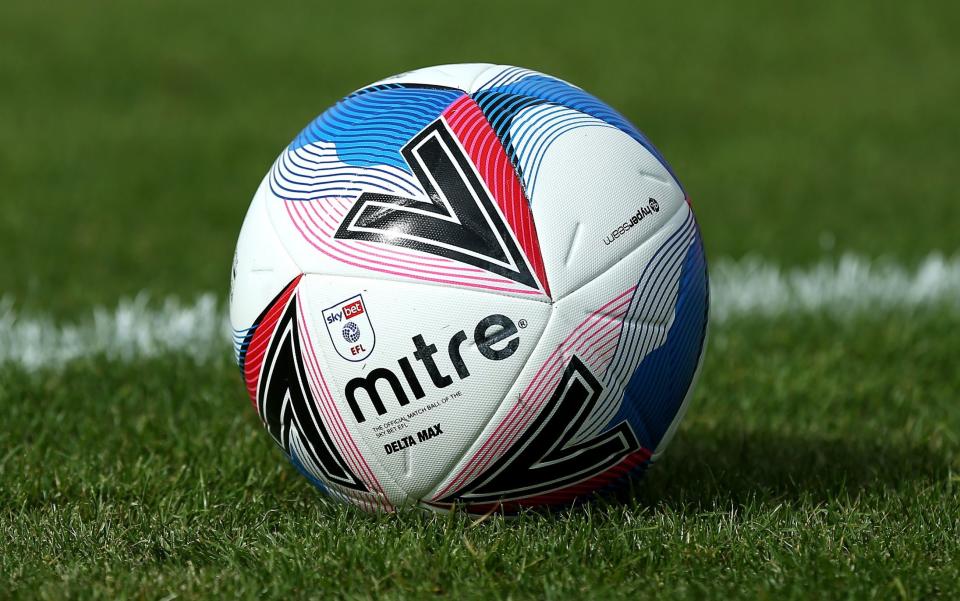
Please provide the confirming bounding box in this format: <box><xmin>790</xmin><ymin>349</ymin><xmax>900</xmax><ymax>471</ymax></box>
<box><xmin>1</xmin><ymin>0</ymin><xmax>959</xmax><ymax>599</ymax></box>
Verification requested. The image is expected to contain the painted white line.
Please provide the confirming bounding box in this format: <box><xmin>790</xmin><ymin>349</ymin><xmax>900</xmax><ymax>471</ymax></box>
<box><xmin>1</xmin><ymin>254</ymin><xmax>958</xmax><ymax>369</ymax></box>
<box><xmin>0</xmin><ymin>294</ymin><xmax>227</xmax><ymax>370</ymax></box>
<box><xmin>709</xmin><ymin>253</ymin><xmax>960</xmax><ymax>321</ymax></box>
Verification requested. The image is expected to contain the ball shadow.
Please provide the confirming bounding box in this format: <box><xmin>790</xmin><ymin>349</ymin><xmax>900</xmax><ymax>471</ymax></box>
<box><xmin>631</xmin><ymin>423</ymin><xmax>951</xmax><ymax>509</ymax></box>
<box><xmin>265</xmin><ymin>421</ymin><xmax>950</xmax><ymax>519</ymax></box>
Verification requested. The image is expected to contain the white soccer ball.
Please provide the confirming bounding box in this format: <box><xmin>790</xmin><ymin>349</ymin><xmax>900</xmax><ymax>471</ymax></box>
<box><xmin>230</xmin><ymin>64</ymin><xmax>708</xmax><ymax>513</ymax></box>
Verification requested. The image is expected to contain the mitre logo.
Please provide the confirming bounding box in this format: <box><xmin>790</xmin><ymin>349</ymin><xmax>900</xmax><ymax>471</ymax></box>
<box><xmin>344</xmin><ymin>313</ymin><xmax>521</xmax><ymax>424</ymax></box>
<box><xmin>322</xmin><ymin>294</ymin><xmax>376</xmax><ymax>362</ymax></box>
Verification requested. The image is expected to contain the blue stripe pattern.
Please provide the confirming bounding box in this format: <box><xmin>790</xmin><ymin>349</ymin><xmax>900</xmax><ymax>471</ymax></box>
<box><xmin>285</xmin><ymin>147</ymin><xmax>419</xmax><ymax>193</ymax></box>
<box><xmin>604</xmin><ymin>216</ymin><xmax>695</xmax><ymax>388</ymax></box>
<box><xmin>611</xmin><ymin>219</ymin><xmax>708</xmax><ymax>450</ymax></box>
<box><xmin>290</xmin><ymin>84</ymin><xmax>464</xmax><ymax>172</ymax></box>
<box><xmin>510</xmin><ymin>104</ymin><xmax>618</xmax><ymax>197</ymax></box>
<box><xmin>472</xmin><ymin>74</ymin><xmax>683</xmax><ymax>193</ymax></box>
<box><xmin>475</xmin><ymin>65</ymin><xmax>536</xmax><ymax>90</ymax></box>
<box><xmin>470</xmin><ymin>90</ymin><xmax>545</xmax><ymax>184</ymax></box>
<box><xmin>289</xmin><ymin>443</ymin><xmax>330</xmax><ymax>494</ymax></box>
<box><xmin>573</xmin><ymin>212</ymin><xmax>696</xmax><ymax>440</ymax></box>
<box><xmin>233</xmin><ymin>324</ymin><xmax>256</xmax><ymax>369</ymax></box>
<box><xmin>268</xmin><ymin>142</ymin><xmax>422</xmax><ymax>202</ymax></box>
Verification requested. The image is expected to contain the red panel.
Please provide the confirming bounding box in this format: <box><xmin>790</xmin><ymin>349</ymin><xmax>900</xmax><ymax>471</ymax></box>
<box><xmin>442</xmin><ymin>95</ymin><xmax>551</xmax><ymax>296</ymax></box>
<box><xmin>242</xmin><ymin>275</ymin><xmax>303</xmax><ymax>406</ymax></box>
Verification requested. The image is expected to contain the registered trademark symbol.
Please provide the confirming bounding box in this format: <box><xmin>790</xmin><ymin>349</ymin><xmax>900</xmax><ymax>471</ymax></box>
<box><xmin>518</xmin><ymin>319</ymin><xmax>528</xmax><ymax>329</ymax></box>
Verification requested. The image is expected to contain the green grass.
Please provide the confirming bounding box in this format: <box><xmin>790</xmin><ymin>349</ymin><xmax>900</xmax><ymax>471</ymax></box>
<box><xmin>2</xmin><ymin>313</ymin><xmax>958</xmax><ymax>599</ymax></box>
<box><xmin>1</xmin><ymin>0</ymin><xmax>959</xmax><ymax>314</ymax></box>
<box><xmin>1</xmin><ymin>0</ymin><xmax>959</xmax><ymax>598</ymax></box>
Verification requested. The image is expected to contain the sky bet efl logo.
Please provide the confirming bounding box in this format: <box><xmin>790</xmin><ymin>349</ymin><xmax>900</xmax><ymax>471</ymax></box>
<box><xmin>322</xmin><ymin>294</ymin><xmax>376</xmax><ymax>361</ymax></box>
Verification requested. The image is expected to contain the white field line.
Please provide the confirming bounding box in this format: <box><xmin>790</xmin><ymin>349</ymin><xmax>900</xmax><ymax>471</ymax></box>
<box><xmin>1</xmin><ymin>254</ymin><xmax>958</xmax><ymax>369</ymax></box>
<box><xmin>0</xmin><ymin>294</ymin><xmax>225</xmax><ymax>370</ymax></box>
<box><xmin>709</xmin><ymin>253</ymin><xmax>960</xmax><ymax>321</ymax></box>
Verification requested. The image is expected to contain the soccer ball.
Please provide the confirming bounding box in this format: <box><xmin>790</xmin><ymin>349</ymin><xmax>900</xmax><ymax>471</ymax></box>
<box><xmin>230</xmin><ymin>64</ymin><xmax>708</xmax><ymax>513</ymax></box>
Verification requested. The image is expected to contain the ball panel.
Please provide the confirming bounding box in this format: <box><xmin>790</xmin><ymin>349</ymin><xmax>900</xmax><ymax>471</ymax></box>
<box><xmin>287</xmin><ymin>84</ymin><xmax>464</xmax><ymax>170</ymax></box>
<box><xmin>261</xmin><ymin>98</ymin><xmax>550</xmax><ymax>300</ymax></box>
<box><xmin>427</xmin><ymin>203</ymin><xmax>701</xmax><ymax>509</ymax></box>
<box><xmin>237</xmin><ymin>274</ymin><xmax>400</xmax><ymax>511</ymax></box>
<box><xmin>507</xmin><ymin>103</ymin><xmax>622</xmax><ymax>200</ymax></box>
<box><xmin>368</xmin><ymin>63</ymin><xmax>495</xmax><ymax>92</ymax></box>
<box><xmin>602</xmin><ymin>210</ymin><xmax>708</xmax><ymax>452</ymax></box>
<box><xmin>296</xmin><ymin>273</ymin><xmax>551</xmax><ymax>502</ymax></box>
<box><xmin>442</xmin><ymin>94</ymin><xmax>550</xmax><ymax>294</ymax></box>
<box><xmin>527</xmin><ymin>125</ymin><xmax>686</xmax><ymax>300</ymax></box>
<box><xmin>472</xmin><ymin>67</ymin><xmax>683</xmax><ymax>191</ymax></box>
<box><xmin>230</xmin><ymin>174</ymin><xmax>301</xmax><ymax>360</ymax></box>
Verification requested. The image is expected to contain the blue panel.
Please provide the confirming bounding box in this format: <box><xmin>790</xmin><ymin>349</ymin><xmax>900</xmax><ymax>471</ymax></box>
<box><xmin>290</xmin><ymin>84</ymin><xmax>464</xmax><ymax>172</ymax></box>
<box><xmin>613</xmin><ymin>223</ymin><xmax>709</xmax><ymax>450</ymax></box>
<box><xmin>476</xmin><ymin>75</ymin><xmax>684</xmax><ymax>192</ymax></box>
<box><xmin>470</xmin><ymin>90</ymin><xmax>545</xmax><ymax>183</ymax></box>
<box><xmin>234</xmin><ymin>324</ymin><xmax>256</xmax><ymax>371</ymax></box>
<box><xmin>288</xmin><ymin>447</ymin><xmax>329</xmax><ymax>495</ymax></box>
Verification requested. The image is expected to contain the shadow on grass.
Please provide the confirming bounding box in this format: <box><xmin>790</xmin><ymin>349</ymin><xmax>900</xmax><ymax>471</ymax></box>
<box><xmin>225</xmin><ymin>420</ymin><xmax>954</xmax><ymax>521</ymax></box>
<box><xmin>631</xmin><ymin>424</ymin><xmax>954</xmax><ymax>509</ymax></box>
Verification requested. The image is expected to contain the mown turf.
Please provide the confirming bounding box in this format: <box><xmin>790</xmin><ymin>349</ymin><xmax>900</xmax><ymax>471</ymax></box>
<box><xmin>2</xmin><ymin>0</ymin><xmax>959</xmax><ymax>598</ymax></box>
<box><xmin>1</xmin><ymin>0</ymin><xmax>959</xmax><ymax>315</ymax></box>
<box><xmin>2</xmin><ymin>312</ymin><xmax>958</xmax><ymax>599</ymax></box>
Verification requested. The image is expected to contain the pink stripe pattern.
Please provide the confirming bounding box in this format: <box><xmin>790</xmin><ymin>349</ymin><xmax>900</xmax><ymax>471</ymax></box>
<box><xmin>434</xmin><ymin>286</ymin><xmax>637</xmax><ymax>500</ymax></box>
<box><xmin>442</xmin><ymin>96</ymin><xmax>551</xmax><ymax>296</ymax></box>
<box><xmin>274</xmin><ymin>131</ymin><xmax>548</xmax><ymax>298</ymax></box>
<box><xmin>296</xmin><ymin>295</ymin><xmax>393</xmax><ymax>512</ymax></box>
